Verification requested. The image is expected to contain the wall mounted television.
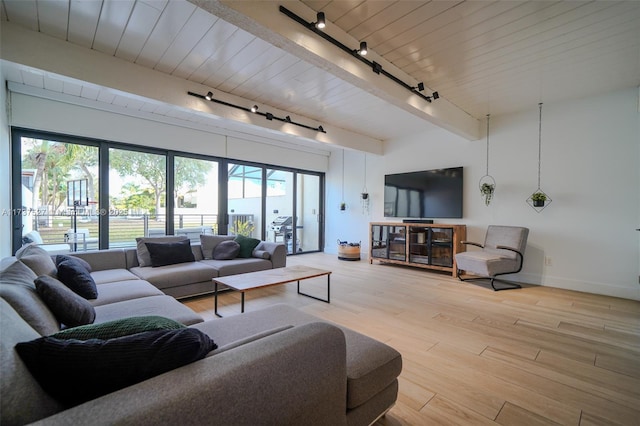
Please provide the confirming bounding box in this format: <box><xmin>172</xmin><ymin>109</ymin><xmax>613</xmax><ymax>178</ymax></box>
<box><xmin>384</xmin><ymin>167</ymin><xmax>463</xmax><ymax>219</ymax></box>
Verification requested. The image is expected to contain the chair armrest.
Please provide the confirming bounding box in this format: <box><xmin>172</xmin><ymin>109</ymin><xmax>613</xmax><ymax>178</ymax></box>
<box><xmin>496</xmin><ymin>245</ymin><xmax>525</xmax><ymax>272</ymax></box>
<box><xmin>34</xmin><ymin>323</ymin><xmax>347</xmax><ymax>426</ymax></box>
<box><xmin>460</xmin><ymin>241</ymin><xmax>483</xmax><ymax>248</ymax></box>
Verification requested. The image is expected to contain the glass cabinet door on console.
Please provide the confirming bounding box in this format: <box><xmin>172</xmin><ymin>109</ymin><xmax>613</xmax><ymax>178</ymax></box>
<box><xmin>370</xmin><ymin>225</ymin><xmax>406</xmax><ymax>260</ymax></box>
<box><xmin>409</xmin><ymin>227</ymin><xmax>430</xmax><ymax>265</ymax></box>
<box><xmin>429</xmin><ymin>228</ymin><xmax>454</xmax><ymax>267</ymax></box>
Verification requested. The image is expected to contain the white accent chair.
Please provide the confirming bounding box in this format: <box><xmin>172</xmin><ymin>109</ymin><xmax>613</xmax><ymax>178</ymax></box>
<box><xmin>455</xmin><ymin>225</ymin><xmax>529</xmax><ymax>291</ymax></box>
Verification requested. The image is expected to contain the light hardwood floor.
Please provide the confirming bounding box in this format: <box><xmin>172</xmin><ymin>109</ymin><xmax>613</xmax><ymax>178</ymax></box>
<box><xmin>183</xmin><ymin>253</ymin><xmax>640</xmax><ymax>426</ymax></box>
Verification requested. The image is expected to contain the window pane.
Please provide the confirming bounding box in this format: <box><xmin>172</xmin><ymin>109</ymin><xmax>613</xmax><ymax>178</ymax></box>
<box><xmin>174</xmin><ymin>157</ymin><xmax>219</xmax><ymax>240</ymax></box>
<box><xmin>20</xmin><ymin>137</ymin><xmax>99</xmax><ymax>252</ymax></box>
<box><xmin>266</xmin><ymin>169</ymin><xmax>294</xmax><ymax>253</ymax></box>
<box><xmin>228</xmin><ymin>163</ymin><xmax>261</xmax><ymax>238</ymax></box>
<box><xmin>108</xmin><ymin>148</ymin><xmax>166</xmax><ymax>247</ymax></box>
<box><xmin>297</xmin><ymin>173</ymin><xmax>320</xmax><ymax>252</ymax></box>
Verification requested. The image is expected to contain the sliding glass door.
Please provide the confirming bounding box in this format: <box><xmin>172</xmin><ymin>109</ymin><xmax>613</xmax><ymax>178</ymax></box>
<box><xmin>17</xmin><ymin>135</ymin><xmax>99</xmax><ymax>251</ymax></box>
<box><xmin>12</xmin><ymin>129</ymin><xmax>323</xmax><ymax>255</ymax></box>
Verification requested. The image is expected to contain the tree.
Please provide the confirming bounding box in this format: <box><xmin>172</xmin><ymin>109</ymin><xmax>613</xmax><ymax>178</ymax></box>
<box><xmin>109</xmin><ymin>151</ymin><xmax>211</xmax><ymax>220</ymax></box>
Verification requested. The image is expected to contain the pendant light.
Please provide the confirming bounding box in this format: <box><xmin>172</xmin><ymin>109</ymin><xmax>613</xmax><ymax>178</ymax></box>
<box><xmin>339</xmin><ymin>149</ymin><xmax>347</xmax><ymax>211</ymax></box>
<box><xmin>479</xmin><ymin>114</ymin><xmax>496</xmax><ymax>206</ymax></box>
<box><xmin>361</xmin><ymin>153</ymin><xmax>369</xmax><ymax>215</ymax></box>
<box><xmin>527</xmin><ymin>103</ymin><xmax>552</xmax><ymax>212</ymax></box>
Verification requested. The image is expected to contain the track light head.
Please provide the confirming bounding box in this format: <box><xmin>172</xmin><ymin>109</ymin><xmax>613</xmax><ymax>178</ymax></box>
<box><xmin>205</xmin><ymin>91</ymin><xmax>213</xmax><ymax>101</ymax></box>
<box><xmin>266</xmin><ymin>112</ymin><xmax>273</xmax><ymax>120</ymax></box>
<box><xmin>358</xmin><ymin>41</ymin><xmax>367</xmax><ymax>56</ymax></box>
<box><xmin>285</xmin><ymin>115</ymin><xmax>292</xmax><ymax>123</ymax></box>
<box><xmin>417</xmin><ymin>82</ymin><xmax>425</xmax><ymax>92</ymax></box>
<box><xmin>251</xmin><ymin>105</ymin><xmax>258</xmax><ymax>113</ymax></box>
<box><xmin>432</xmin><ymin>91</ymin><xmax>439</xmax><ymax>100</ymax></box>
<box><xmin>315</xmin><ymin>12</ymin><xmax>325</xmax><ymax>29</ymax></box>
<box><xmin>318</xmin><ymin>125</ymin><xmax>325</xmax><ymax>133</ymax></box>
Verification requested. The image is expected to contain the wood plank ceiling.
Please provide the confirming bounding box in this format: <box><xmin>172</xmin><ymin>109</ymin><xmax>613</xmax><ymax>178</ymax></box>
<box><xmin>1</xmin><ymin>0</ymin><xmax>639</xmax><ymax>143</ymax></box>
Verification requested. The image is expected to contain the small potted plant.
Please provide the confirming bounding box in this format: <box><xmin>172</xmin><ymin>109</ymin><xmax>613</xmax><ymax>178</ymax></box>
<box><xmin>480</xmin><ymin>183</ymin><xmax>495</xmax><ymax>206</ymax></box>
<box><xmin>531</xmin><ymin>191</ymin><xmax>547</xmax><ymax>207</ymax></box>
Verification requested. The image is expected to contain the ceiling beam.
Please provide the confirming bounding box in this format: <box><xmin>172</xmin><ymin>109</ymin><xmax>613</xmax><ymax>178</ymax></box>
<box><xmin>0</xmin><ymin>21</ymin><xmax>383</xmax><ymax>154</ymax></box>
<box><xmin>190</xmin><ymin>0</ymin><xmax>480</xmax><ymax>141</ymax></box>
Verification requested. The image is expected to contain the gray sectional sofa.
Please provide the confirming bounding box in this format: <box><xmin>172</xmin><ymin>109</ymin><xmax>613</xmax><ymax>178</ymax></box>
<box><xmin>1</xmin><ymin>243</ymin><xmax>402</xmax><ymax>426</ymax></box>
<box><xmin>81</xmin><ymin>234</ymin><xmax>287</xmax><ymax>299</ymax></box>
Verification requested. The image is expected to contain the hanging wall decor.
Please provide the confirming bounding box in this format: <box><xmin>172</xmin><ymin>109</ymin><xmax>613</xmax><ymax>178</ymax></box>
<box><xmin>361</xmin><ymin>153</ymin><xmax>370</xmax><ymax>215</ymax></box>
<box><xmin>479</xmin><ymin>114</ymin><xmax>496</xmax><ymax>206</ymax></box>
<box><xmin>527</xmin><ymin>103</ymin><xmax>552</xmax><ymax>212</ymax></box>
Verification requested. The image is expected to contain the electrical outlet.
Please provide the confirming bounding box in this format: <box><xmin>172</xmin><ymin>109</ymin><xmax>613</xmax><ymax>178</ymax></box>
<box><xmin>544</xmin><ymin>256</ymin><xmax>552</xmax><ymax>266</ymax></box>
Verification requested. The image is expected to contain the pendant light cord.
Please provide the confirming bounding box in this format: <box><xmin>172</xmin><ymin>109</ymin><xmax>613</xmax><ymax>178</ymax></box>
<box><xmin>537</xmin><ymin>103</ymin><xmax>542</xmax><ymax>189</ymax></box>
<box><xmin>485</xmin><ymin>114</ymin><xmax>490</xmax><ymax>176</ymax></box>
<box><xmin>341</xmin><ymin>149</ymin><xmax>345</xmax><ymax>200</ymax></box>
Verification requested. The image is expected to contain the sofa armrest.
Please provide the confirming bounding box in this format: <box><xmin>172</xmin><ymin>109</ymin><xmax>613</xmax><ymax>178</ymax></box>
<box><xmin>256</xmin><ymin>241</ymin><xmax>287</xmax><ymax>268</ymax></box>
<box><xmin>33</xmin><ymin>322</ymin><xmax>348</xmax><ymax>426</ymax></box>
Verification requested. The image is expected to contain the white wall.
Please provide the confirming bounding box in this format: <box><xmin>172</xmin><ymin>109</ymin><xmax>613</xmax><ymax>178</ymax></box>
<box><xmin>326</xmin><ymin>88</ymin><xmax>640</xmax><ymax>300</ymax></box>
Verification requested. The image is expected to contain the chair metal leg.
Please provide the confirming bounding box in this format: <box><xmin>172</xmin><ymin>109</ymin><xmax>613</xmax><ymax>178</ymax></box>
<box><xmin>457</xmin><ymin>271</ymin><xmax>521</xmax><ymax>291</ymax></box>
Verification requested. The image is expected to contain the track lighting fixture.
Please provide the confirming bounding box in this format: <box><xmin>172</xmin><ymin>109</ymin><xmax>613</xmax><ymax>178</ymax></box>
<box><xmin>357</xmin><ymin>41</ymin><xmax>368</xmax><ymax>56</ymax></box>
<box><xmin>187</xmin><ymin>91</ymin><xmax>326</xmax><ymax>133</ymax></box>
<box><xmin>315</xmin><ymin>12</ymin><xmax>325</xmax><ymax>29</ymax></box>
<box><xmin>279</xmin><ymin>6</ymin><xmax>440</xmax><ymax>106</ymax></box>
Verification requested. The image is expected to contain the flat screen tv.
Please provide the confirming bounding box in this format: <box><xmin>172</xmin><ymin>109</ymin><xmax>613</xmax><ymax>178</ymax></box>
<box><xmin>384</xmin><ymin>167</ymin><xmax>463</xmax><ymax>219</ymax></box>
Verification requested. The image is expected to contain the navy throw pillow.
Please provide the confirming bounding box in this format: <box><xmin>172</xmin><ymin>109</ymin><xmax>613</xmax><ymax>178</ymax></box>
<box><xmin>56</xmin><ymin>260</ymin><xmax>98</xmax><ymax>299</ymax></box>
<box><xmin>145</xmin><ymin>239</ymin><xmax>195</xmax><ymax>267</ymax></box>
<box><xmin>55</xmin><ymin>254</ymin><xmax>92</xmax><ymax>273</ymax></box>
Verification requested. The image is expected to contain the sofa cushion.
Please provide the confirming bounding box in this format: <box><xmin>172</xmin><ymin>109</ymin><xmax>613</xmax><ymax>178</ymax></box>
<box><xmin>129</xmin><ymin>262</ymin><xmax>217</xmax><ymax>290</ymax></box>
<box><xmin>0</xmin><ymin>299</ymin><xmax>63</xmax><ymax>425</ymax></box>
<box><xmin>234</xmin><ymin>234</ymin><xmax>261</xmax><ymax>258</ymax></box>
<box><xmin>200</xmin><ymin>258</ymin><xmax>272</xmax><ymax>277</ymax></box>
<box><xmin>19</xmin><ymin>253</ymin><xmax>57</xmax><ymax>277</ymax></box>
<box><xmin>135</xmin><ymin>236</ymin><xmax>188</xmax><ymax>267</ymax></box>
<box><xmin>200</xmin><ymin>234</ymin><xmax>235</xmax><ymax>259</ymax></box>
<box><xmin>90</xmin><ymin>268</ymin><xmax>140</xmax><ymax>285</ymax></box>
<box><xmin>51</xmin><ymin>316</ymin><xmax>186</xmax><ymax>340</ymax></box>
<box><xmin>15</xmin><ymin>242</ymin><xmax>48</xmax><ymax>258</ymax></box>
<box><xmin>94</xmin><ymin>295</ymin><xmax>203</xmax><ymax>326</ymax></box>
<box><xmin>145</xmin><ymin>239</ymin><xmax>195</xmax><ymax>267</ymax></box>
<box><xmin>55</xmin><ymin>254</ymin><xmax>92</xmax><ymax>273</ymax></box>
<box><xmin>56</xmin><ymin>260</ymin><xmax>98</xmax><ymax>299</ymax></box>
<box><xmin>213</xmin><ymin>240</ymin><xmax>240</xmax><ymax>260</ymax></box>
<box><xmin>91</xmin><ymin>280</ymin><xmax>163</xmax><ymax>306</ymax></box>
<box><xmin>15</xmin><ymin>328</ymin><xmax>216</xmax><ymax>407</ymax></box>
<box><xmin>0</xmin><ymin>261</ymin><xmax>60</xmax><ymax>335</ymax></box>
<box><xmin>35</xmin><ymin>276</ymin><xmax>96</xmax><ymax>328</ymax></box>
